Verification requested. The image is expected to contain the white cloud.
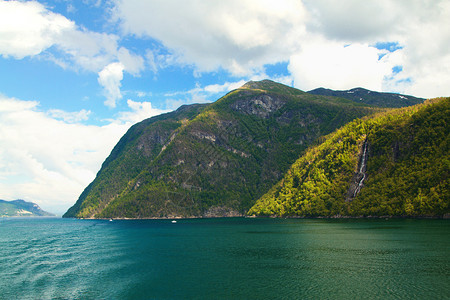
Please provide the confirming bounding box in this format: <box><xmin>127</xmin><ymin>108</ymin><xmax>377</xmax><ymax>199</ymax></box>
<box><xmin>0</xmin><ymin>95</ymin><xmax>165</xmax><ymax>214</ymax></box>
<box><xmin>117</xmin><ymin>47</ymin><xmax>145</xmax><ymax>75</ymax></box>
<box><xmin>136</xmin><ymin>91</ymin><xmax>151</xmax><ymax>98</ymax></box>
<box><xmin>163</xmin><ymin>80</ymin><xmax>248</xmax><ymax>110</ymax></box>
<box><xmin>55</xmin><ymin>28</ymin><xmax>120</xmax><ymax>72</ymax></box>
<box><xmin>47</xmin><ymin>109</ymin><xmax>91</xmax><ymax>123</ymax></box>
<box><xmin>296</xmin><ymin>0</ymin><xmax>450</xmax><ymax>97</ymax></box>
<box><xmin>0</xmin><ymin>1</ymin><xmax>74</xmax><ymax>59</ymax></box>
<box><xmin>0</xmin><ymin>0</ymin><xmax>145</xmax><ymax>105</ymax></box>
<box><xmin>98</xmin><ymin>62</ymin><xmax>125</xmax><ymax>108</ymax></box>
<box><xmin>289</xmin><ymin>40</ymin><xmax>394</xmax><ymax>92</ymax></box>
<box><xmin>192</xmin><ymin>81</ymin><xmax>248</xmax><ymax>96</ymax></box>
<box><xmin>302</xmin><ymin>0</ymin><xmax>403</xmax><ymax>42</ymax></box>
<box><xmin>145</xmin><ymin>50</ymin><xmax>158</xmax><ymax>73</ymax></box>
<box><xmin>116</xmin><ymin>99</ymin><xmax>169</xmax><ymax>124</ymax></box>
<box><xmin>113</xmin><ymin>0</ymin><xmax>306</xmax><ymax>75</ymax></box>
<box><xmin>395</xmin><ymin>1</ymin><xmax>450</xmax><ymax>98</ymax></box>
<box><xmin>112</xmin><ymin>0</ymin><xmax>450</xmax><ymax>98</ymax></box>
<box><xmin>2</xmin><ymin>0</ymin><xmax>449</xmax><ymax>101</ymax></box>
<box><xmin>0</xmin><ymin>0</ymin><xmax>114</xmax><ymax>69</ymax></box>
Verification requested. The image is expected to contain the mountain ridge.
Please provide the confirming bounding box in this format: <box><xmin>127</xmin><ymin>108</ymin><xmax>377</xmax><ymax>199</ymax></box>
<box><xmin>0</xmin><ymin>199</ymin><xmax>55</xmax><ymax>217</ymax></box>
<box><xmin>308</xmin><ymin>87</ymin><xmax>425</xmax><ymax>108</ymax></box>
<box><xmin>64</xmin><ymin>80</ymin><xmax>380</xmax><ymax>219</ymax></box>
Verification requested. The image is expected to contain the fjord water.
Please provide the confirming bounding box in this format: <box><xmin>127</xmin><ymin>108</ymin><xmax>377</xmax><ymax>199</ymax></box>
<box><xmin>0</xmin><ymin>218</ymin><xmax>448</xmax><ymax>299</ymax></box>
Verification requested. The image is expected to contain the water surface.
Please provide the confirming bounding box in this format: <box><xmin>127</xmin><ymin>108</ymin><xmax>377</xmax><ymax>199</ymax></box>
<box><xmin>0</xmin><ymin>217</ymin><xmax>448</xmax><ymax>299</ymax></box>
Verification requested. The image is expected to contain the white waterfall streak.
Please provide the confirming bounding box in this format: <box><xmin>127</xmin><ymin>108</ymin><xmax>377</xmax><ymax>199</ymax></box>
<box><xmin>359</xmin><ymin>140</ymin><xmax>368</xmax><ymax>173</ymax></box>
<box><xmin>353</xmin><ymin>140</ymin><xmax>368</xmax><ymax>197</ymax></box>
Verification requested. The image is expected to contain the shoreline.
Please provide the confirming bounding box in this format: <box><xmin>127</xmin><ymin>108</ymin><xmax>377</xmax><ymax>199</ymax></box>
<box><xmin>66</xmin><ymin>214</ymin><xmax>450</xmax><ymax>221</ymax></box>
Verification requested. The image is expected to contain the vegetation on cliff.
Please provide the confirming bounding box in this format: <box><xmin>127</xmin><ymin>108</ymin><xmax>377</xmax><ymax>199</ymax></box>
<box><xmin>64</xmin><ymin>80</ymin><xmax>378</xmax><ymax>218</ymax></box>
<box><xmin>249</xmin><ymin>97</ymin><xmax>449</xmax><ymax>217</ymax></box>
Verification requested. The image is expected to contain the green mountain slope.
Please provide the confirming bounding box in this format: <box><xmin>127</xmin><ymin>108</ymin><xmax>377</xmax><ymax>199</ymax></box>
<box><xmin>0</xmin><ymin>199</ymin><xmax>55</xmax><ymax>217</ymax></box>
<box><xmin>308</xmin><ymin>87</ymin><xmax>424</xmax><ymax>108</ymax></box>
<box><xmin>64</xmin><ymin>80</ymin><xmax>379</xmax><ymax>219</ymax></box>
<box><xmin>249</xmin><ymin>97</ymin><xmax>449</xmax><ymax>217</ymax></box>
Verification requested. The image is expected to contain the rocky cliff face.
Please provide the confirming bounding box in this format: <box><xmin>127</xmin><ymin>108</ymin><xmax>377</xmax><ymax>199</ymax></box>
<box><xmin>231</xmin><ymin>94</ymin><xmax>285</xmax><ymax>118</ymax></box>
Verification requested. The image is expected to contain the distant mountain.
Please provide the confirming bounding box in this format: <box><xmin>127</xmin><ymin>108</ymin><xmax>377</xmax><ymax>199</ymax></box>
<box><xmin>0</xmin><ymin>199</ymin><xmax>55</xmax><ymax>217</ymax></box>
<box><xmin>64</xmin><ymin>80</ymin><xmax>379</xmax><ymax>219</ymax></box>
<box><xmin>308</xmin><ymin>87</ymin><xmax>425</xmax><ymax>108</ymax></box>
<box><xmin>249</xmin><ymin>97</ymin><xmax>449</xmax><ymax>218</ymax></box>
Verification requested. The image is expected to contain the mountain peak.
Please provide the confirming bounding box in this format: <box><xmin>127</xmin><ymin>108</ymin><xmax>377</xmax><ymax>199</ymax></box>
<box><xmin>239</xmin><ymin>79</ymin><xmax>305</xmax><ymax>96</ymax></box>
<box><xmin>64</xmin><ymin>80</ymin><xmax>375</xmax><ymax>219</ymax></box>
<box><xmin>241</xmin><ymin>79</ymin><xmax>276</xmax><ymax>90</ymax></box>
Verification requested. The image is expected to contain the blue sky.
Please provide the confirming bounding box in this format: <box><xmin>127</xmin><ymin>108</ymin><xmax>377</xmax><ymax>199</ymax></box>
<box><xmin>1</xmin><ymin>0</ymin><xmax>449</xmax><ymax>214</ymax></box>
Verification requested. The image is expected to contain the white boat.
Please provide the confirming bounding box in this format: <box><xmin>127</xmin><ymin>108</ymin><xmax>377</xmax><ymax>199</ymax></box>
<box><xmin>171</xmin><ymin>220</ymin><xmax>177</xmax><ymax>223</ymax></box>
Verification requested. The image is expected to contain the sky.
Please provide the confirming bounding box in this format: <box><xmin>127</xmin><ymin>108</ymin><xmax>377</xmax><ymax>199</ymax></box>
<box><xmin>0</xmin><ymin>0</ymin><xmax>449</xmax><ymax>215</ymax></box>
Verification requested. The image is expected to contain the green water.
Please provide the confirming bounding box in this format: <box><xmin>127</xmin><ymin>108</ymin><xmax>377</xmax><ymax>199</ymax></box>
<box><xmin>0</xmin><ymin>217</ymin><xmax>448</xmax><ymax>299</ymax></box>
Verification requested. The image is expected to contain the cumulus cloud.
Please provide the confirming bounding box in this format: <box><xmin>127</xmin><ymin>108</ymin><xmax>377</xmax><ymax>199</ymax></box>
<box><xmin>56</xmin><ymin>29</ymin><xmax>120</xmax><ymax>72</ymax></box>
<box><xmin>289</xmin><ymin>40</ymin><xmax>394</xmax><ymax>92</ymax></box>
<box><xmin>112</xmin><ymin>0</ymin><xmax>450</xmax><ymax>98</ymax></box>
<box><xmin>113</xmin><ymin>0</ymin><xmax>306</xmax><ymax>75</ymax></box>
<box><xmin>298</xmin><ymin>0</ymin><xmax>450</xmax><ymax>97</ymax></box>
<box><xmin>116</xmin><ymin>99</ymin><xmax>169</xmax><ymax>124</ymax></box>
<box><xmin>163</xmin><ymin>80</ymin><xmax>248</xmax><ymax>110</ymax></box>
<box><xmin>0</xmin><ymin>95</ymin><xmax>164</xmax><ymax>214</ymax></box>
<box><xmin>117</xmin><ymin>47</ymin><xmax>145</xmax><ymax>75</ymax></box>
<box><xmin>0</xmin><ymin>0</ymin><xmax>117</xmax><ymax>70</ymax></box>
<box><xmin>98</xmin><ymin>62</ymin><xmax>125</xmax><ymax>108</ymax></box>
<box><xmin>3</xmin><ymin>0</ymin><xmax>449</xmax><ymax>99</ymax></box>
<box><xmin>0</xmin><ymin>1</ymin><xmax>74</xmax><ymax>59</ymax></box>
<box><xmin>302</xmin><ymin>0</ymin><xmax>402</xmax><ymax>42</ymax></box>
<box><xmin>395</xmin><ymin>1</ymin><xmax>450</xmax><ymax>98</ymax></box>
<box><xmin>0</xmin><ymin>0</ymin><xmax>145</xmax><ymax>105</ymax></box>
<box><xmin>185</xmin><ymin>81</ymin><xmax>248</xmax><ymax>96</ymax></box>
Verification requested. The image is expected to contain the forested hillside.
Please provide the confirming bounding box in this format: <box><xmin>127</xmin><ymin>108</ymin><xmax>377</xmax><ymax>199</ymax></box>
<box><xmin>64</xmin><ymin>80</ymin><xmax>378</xmax><ymax>218</ymax></box>
<box><xmin>249</xmin><ymin>97</ymin><xmax>449</xmax><ymax>217</ymax></box>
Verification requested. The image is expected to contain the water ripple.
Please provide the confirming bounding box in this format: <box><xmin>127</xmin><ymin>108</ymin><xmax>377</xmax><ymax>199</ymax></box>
<box><xmin>0</xmin><ymin>217</ymin><xmax>448</xmax><ymax>299</ymax></box>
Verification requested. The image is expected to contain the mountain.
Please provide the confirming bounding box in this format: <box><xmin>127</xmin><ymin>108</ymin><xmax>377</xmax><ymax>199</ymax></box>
<box><xmin>249</xmin><ymin>97</ymin><xmax>449</xmax><ymax>218</ymax></box>
<box><xmin>64</xmin><ymin>80</ymin><xmax>380</xmax><ymax>219</ymax></box>
<box><xmin>0</xmin><ymin>199</ymin><xmax>55</xmax><ymax>217</ymax></box>
<box><xmin>308</xmin><ymin>87</ymin><xmax>425</xmax><ymax>108</ymax></box>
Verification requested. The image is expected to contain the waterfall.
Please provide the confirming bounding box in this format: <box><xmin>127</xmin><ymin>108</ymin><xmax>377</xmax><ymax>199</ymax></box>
<box><xmin>359</xmin><ymin>140</ymin><xmax>368</xmax><ymax>173</ymax></box>
<box><xmin>353</xmin><ymin>172</ymin><xmax>366</xmax><ymax>197</ymax></box>
<box><xmin>346</xmin><ymin>139</ymin><xmax>369</xmax><ymax>201</ymax></box>
<box><xmin>353</xmin><ymin>140</ymin><xmax>368</xmax><ymax>197</ymax></box>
